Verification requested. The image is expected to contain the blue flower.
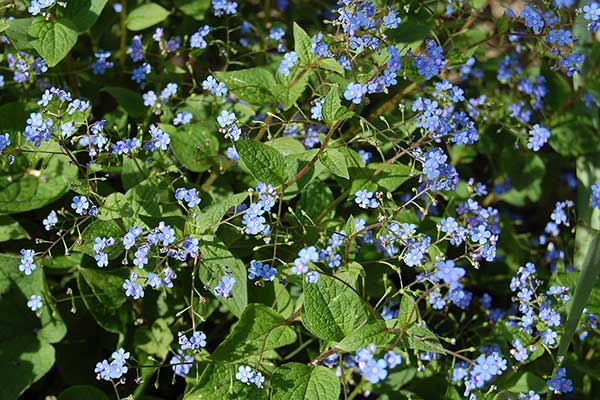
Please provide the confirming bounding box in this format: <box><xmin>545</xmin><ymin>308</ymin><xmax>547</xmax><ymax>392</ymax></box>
<box><xmin>361</xmin><ymin>358</ymin><xmax>388</xmax><ymax>384</ymax></box>
<box><xmin>344</xmin><ymin>82</ymin><xmax>366</xmax><ymax>104</ymax></box>
<box><xmin>202</xmin><ymin>75</ymin><xmax>228</xmax><ymax>97</ymax></box>
<box><xmin>305</xmin><ymin>271</ymin><xmax>320</xmax><ymax>284</ymax></box>
<box><xmin>27</xmin><ymin>294</ymin><xmax>42</xmax><ymax>311</ymax></box>
<box><xmin>146</xmin><ymin>124</ymin><xmax>170</xmax><ymax>151</ymax></box>
<box><xmin>42</xmin><ymin>210</ymin><xmax>58</xmax><ymax>231</ymax></box>
<box><xmin>527</xmin><ymin>124</ymin><xmax>550</xmax><ymax>151</ymax></box>
<box><xmin>354</xmin><ymin>189</ymin><xmax>379</xmax><ymax>209</ymax></box>
<box><xmin>19</xmin><ymin>249</ymin><xmax>37</xmax><ymax>275</ymax></box>
<box><xmin>547</xmin><ymin>368</ymin><xmax>573</xmax><ymax>394</ymax></box>
<box><xmin>217</xmin><ymin>110</ymin><xmax>236</xmax><ymax>128</ymax></box>
<box><xmin>190</xmin><ymin>25</ymin><xmax>210</xmax><ymax>48</ymax></box>
<box><xmin>143</xmin><ymin>91</ymin><xmax>157</xmax><ymax>106</ymax></box>
<box><xmin>214</xmin><ymin>274</ymin><xmax>236</xmax><ymax>298</ymax></box>
<box><xmin>212</xmin><ymin>0</ymin><xmax>238</xmax><ymax>16</ymax></box>
<box><xmin>170</xmin><ymin>350</ymin><xmax>194</xmax><ymax>377</ymax></box>
<box><xmin>278</xmin><ymin>51</ymin><xmax>298</xmax><ymax>76</ymax></box>
<box><xmin>91</xmin><ymin>49</ymin><xmax>114</xmax><ymax>75</ymax></box>
<box><xmin>470</xmin><ymin>225</ymin><xmax>491</xmax><ymax>245</ymax></box>
<box><xmin>123</xmin><ymin>276</ymin><xmax>144</xmax><ymax>300</ymax></box>
<box><xmin>175</xmin><ymin>187</ymin><xmax>202</xmax><ymax>208</ymax></box>
<box><xmin>127</xmin><ymin>35</ymin><xmax>144</xmax><ymax>61</ymax></box>
<box><xmin>521</xmin><ymin>6</ymin><xmax>544</xmax><ymax>34</ymax></box>
<box><xmin>71</xmin><ymin>196</ymin><xmax>90</xmax><ymax>215</ymax></box>
<box><xmin>0</xmin><ymin>133</ymin><xmax>10</xmax><ymax>153</ymax></box>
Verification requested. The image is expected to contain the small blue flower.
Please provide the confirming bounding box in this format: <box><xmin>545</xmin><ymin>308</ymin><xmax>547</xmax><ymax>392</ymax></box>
<box><xmin>71</xmin><ymin>196</ymin><xmax>90</xmax><ymax>215</ymax></box>
<box><xmin>344</xmin><ymin>82</ymin><xmax>366</xmax><ymax>104</ymax></box>
<box><xmin>27</xmin><ymin>294</ymin><xmax>42</xmax><ymax>311</ymax></box>
<box><xmin>214</xmin><ymin>274</ymin><xmax>236</xmax><ymax>298</ymax></box>
<box><xmin>305</xmin><ymin>271</ymin><xmax>320</xmax><ymax>284</ymax></box>
<box><xmin>278</xmin><ymin>51</ymin><xmax>298</xmax><ymax>76</ymax></box>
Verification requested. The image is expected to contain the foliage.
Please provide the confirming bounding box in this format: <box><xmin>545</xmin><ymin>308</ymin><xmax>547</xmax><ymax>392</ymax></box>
<box><xmin>1</xmin><ymin>0</ymin><xmax>600</xmax><ymax>399</ymax></box>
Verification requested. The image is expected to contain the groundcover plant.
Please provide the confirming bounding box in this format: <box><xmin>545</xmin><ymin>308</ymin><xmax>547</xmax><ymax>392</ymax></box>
<box><xmin>2</xmin><ymin>0</ymin><xmax>600</xmax><ymax>399</ymax></box>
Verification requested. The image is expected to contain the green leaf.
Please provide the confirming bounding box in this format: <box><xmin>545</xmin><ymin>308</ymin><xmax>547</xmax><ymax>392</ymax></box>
<box><xmin>165</xmin><ymin>123</ymin><xmax>218</xmax><ymax>173</ymax></box>
<box><xmin>348</xmin><ymin>163</ymin><xmax>412</xmax><ymax>193</ymax></box>
<box><xmin>215</xmin><ymin>67</ymin><xmax>276</xmax><ymax>106</ymax></box>
<box><xmin>31</xmin><ymin>20</ymin><xmax>78</xmax><ymax>67</ymax></box>
<box><xmin>319</xmin><ymin>148</ymin><xmax>349</xmax><ymax>180</ymax></box>
<box><xmin>59</xmin><ymin>385</ymin><xmax>110</xmax><ymax>400</ymax></box>
<box><xmin>72</xmin><ymin>219</ymin><xmax>123</xmax><ymax>258</ymax></box>
<box><xmin>493</xmin><ymin>393</ymin><xmax>520</xmax><ymax>400</ymax></box>
<box><xmin>98</xmin><ymin>192</ymin><xmax>135</xmax><ymax>220</ymax></box>
<box><xmin>318</xmin><ymin>58</ymin><xmax>344</xmax><ymax>75</ymax></box>
<box><xmin>102</xmin><ymin>87</ymin><xmax>147</xmax><ymax>119</ymax></box>
<box><xmin>77</xmin><ymin>267</ymin><xmax>130</xmax><ymax>333</ymax></box>
<box><xmin>0</xmin><ymin>254</ymin><xmax>66</xmax><ymax>399</ymax></box>
<box><xmin>189</xmin><ymin>192</ymin><xmax>248</xmax><ymax>235</ymax></box>
<box><xmin>550</xmin><ymin>108</ymin><xmax>600</xmax><ymax>157</ymax></box>
<box><xmin>184</xmin><ymin>363</ymin><xmax>268</xmax><ymax>399</ymax></box>
<box><xmin>293</xmin><ymin>22</ymin><xmax>315</xmax><ymax>65</ymax></box>
<box><xmin>5</xmin><ymin>18</ymin><xmax>37</xmax><ymax>50</ymax></box>
<box><xmin>0</xmin><ymin>19</ymin><xmax>9</xmax><ymax>34</ymax></box>
<box><xmin>559</xmin><ymin>157</ymin><xmax>600</xmax><ymax>357</ymax></box>
<box><xmin>199</xmin><ymin>236</ymin><xmax>248</xmax><ymax>317</ymax></box>
<box><xmin>236</xmin><ymin>139</ymin><xmax>289</xmax><ymax>186</ymax></box>
<box><xmin>134</xmin><ymin>319</ymin><xmax>174</xmax><ymax>360</ymax></box>
<box><xmin>271</xmin><ymin>363</ymin><xmax>340</xmax><ymax>400</ymax></box>
<box><xmin>78</xmin><ymin>267</ymin><xmax>129</xmax><ymax>309</ymax></box>
<box><xmin>276</xmin><ymin>68</ymin><xmax>312</xmax><ymax>110</ymax></box>
<box><xmin>0</xmin><ymin>216</ymin><xmax>28</xmax><ymax>242</ymax></box>
<box><xmin>211</xmin><ymin>304</ymin><xmax>296</xmax><ymax>362</ymax></box>
<box><xmin>63</xmin><ymin>0</ymin><xmax>108</xmax><ymax>33</ymax></box>
<box><xmin>336</xmin><ymin>320</ymin><xmax>395</xmax><ymax>352</ymax></box>
<box><xmin>322</xmin><ymin>86</ymin><xmax>353</xmax><ymax>127</ymax></box>
<box><xmin>175</xmin><ymin>0</ymin><xmax>211</xmax><ymax>20</ymax></box>
<box><xmin>126</xmin><ymin>3</ymin><xmax>170</xmax><ymax>31</ymax></box>
<box><xmin>297</xmin><ymin>180</ymin><xmax>334</xmax><ymax>221</ymax></box>
<box><xmin>302</xmin><ymin>274</ymin><xmax>372</xmax><ymax>342</ymax></box>
<box><xmin>406</xmin><ymin>325</ymin><xmax>444</xmax><ymax>353</ymax></box>
<box><xmin>0</xmin><ymin>153</ymin><xmax>78</xmax><ymax>215</ymax></box>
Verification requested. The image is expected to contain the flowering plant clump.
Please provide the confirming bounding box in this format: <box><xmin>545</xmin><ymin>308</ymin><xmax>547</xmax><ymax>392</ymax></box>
<box><xmin>2</xmin><ymin>0</ymin><xmax>600</xmax><ymax>399</ymax></box>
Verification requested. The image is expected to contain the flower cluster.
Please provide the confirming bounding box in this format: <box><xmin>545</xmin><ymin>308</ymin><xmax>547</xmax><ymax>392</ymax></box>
<box><xmin>94</xmin><ymin>348</ymin><xmax>130</xmax><ymax>381</ymax></box>
<box><xmin>235</xmin><ymin>365</ymin><xmax>265</xmax><ymax>388</ymax></box>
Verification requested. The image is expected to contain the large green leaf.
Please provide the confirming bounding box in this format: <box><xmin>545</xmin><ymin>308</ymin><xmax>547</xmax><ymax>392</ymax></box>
<box><xmin>189</xmin><ymin>192</ymin><xmax>248</xmax><ymax>235</ymax></box>
<box><xmin>77</xmin><ymin>266</ymin><xmax>130</xmax><ymax>333</ymax></box>
<box><xmin>63</xmin><ymin>0</ymin><xmax>108</xmax><ymax>33</ymax></box>
<box><xmin>5</xmin><ymin>18</ymin><xmax>36</xmax><ymax>50</ymax></box>
<box><xmin>59</xmin><ymin>385</ymin><xmax>110</xmax><ymax>400</ymax></box>
<box><xmin>72</xmin><ymin>219</ymin><xmax>124</xmax><ymax>258</ymax></box>
<box><xmin>321</xmin><ymin>86</ymin><xmax>353</xmax><ymax>127</ymax></box>
<box><xmin>0</xmin><ymin>152</ymin><xmax>78</xmax><ymax>215</ymax></box>
<box><xmin>175</xmin><ymin>0</ymin><xmax>211</xmax><ymax>20</ymax></box>
<box><xmin>102</xmin><ymin>87</ymin><xmax>147</xmax><ymax>119</ymax></box>
<box><xmin>214</xmin><ymin>67</ymin><xmax>277</xmax><ymax>106</ymax></box>
<box><xmin>559</xmin><ymin>157</ymin><xmax>600</xmax><ymax>357</ymax></box>
<box><xmin>211</xmin><ymin>304</ymin><xmax>296</xmax><ymax>362</ymax></box>
<box><xmin>271</xmin><ymin>363</ymin><xmax>340</xmax><ymax>400</ymax></box>
<box><xmin>126</xmin><ymin>3</ymin><xmax>171</xmax><ymax>31</ymax></box>
<box><xmin>0</xmin><ymin>216</ymin><xmax>28</xmax><ymax>242</ymax></box>
<box><xmin>0</xmin><ymin>254</ymin><xmax>66</xmax><ymax>399</ymax></box>
<box><xmin>165</xmin><ymin>123</ymin><xmax>218</xmax><ymax>173</ymax></box>
<box><xmin>184</xmin><ymin>363</ymin><xmax>268</xmax><ymax>399</ymax></box>
<box><xmin>30</xmin><ymin>20</ymin><xmax>78</xmax><ymax>67</ymax></box>
<box><xmin>134</xmin><ymin>319</ymin><xmax>174</xmax><ymax>360</ymax></box>
<box><xmin>199</xmin><ymin>236</ymin><xmax>248</xmax><ymax>317</ymax></box>
<box><xmin>236</xmin><ymin>139</ymin><xmax>289</xmax><ymax>186</ymax></box>
<box><xmin>293</xmin><ymin>23</ymin><xmax>315</xmax><ymax>65</ymax></box>
<box><xmin>319</xmin><ymin>148</ymin><xmax>349</xmax><ymax>180</ymax></box>
<box><xmin>336</xmin><ymin>320</ymin><xmax>395</xmax><ymax>352</ymax></box>
<box><xmin>302</xmin><ymin>274</ymin><xmax>372</xmax><ymax>342</ymax></box>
